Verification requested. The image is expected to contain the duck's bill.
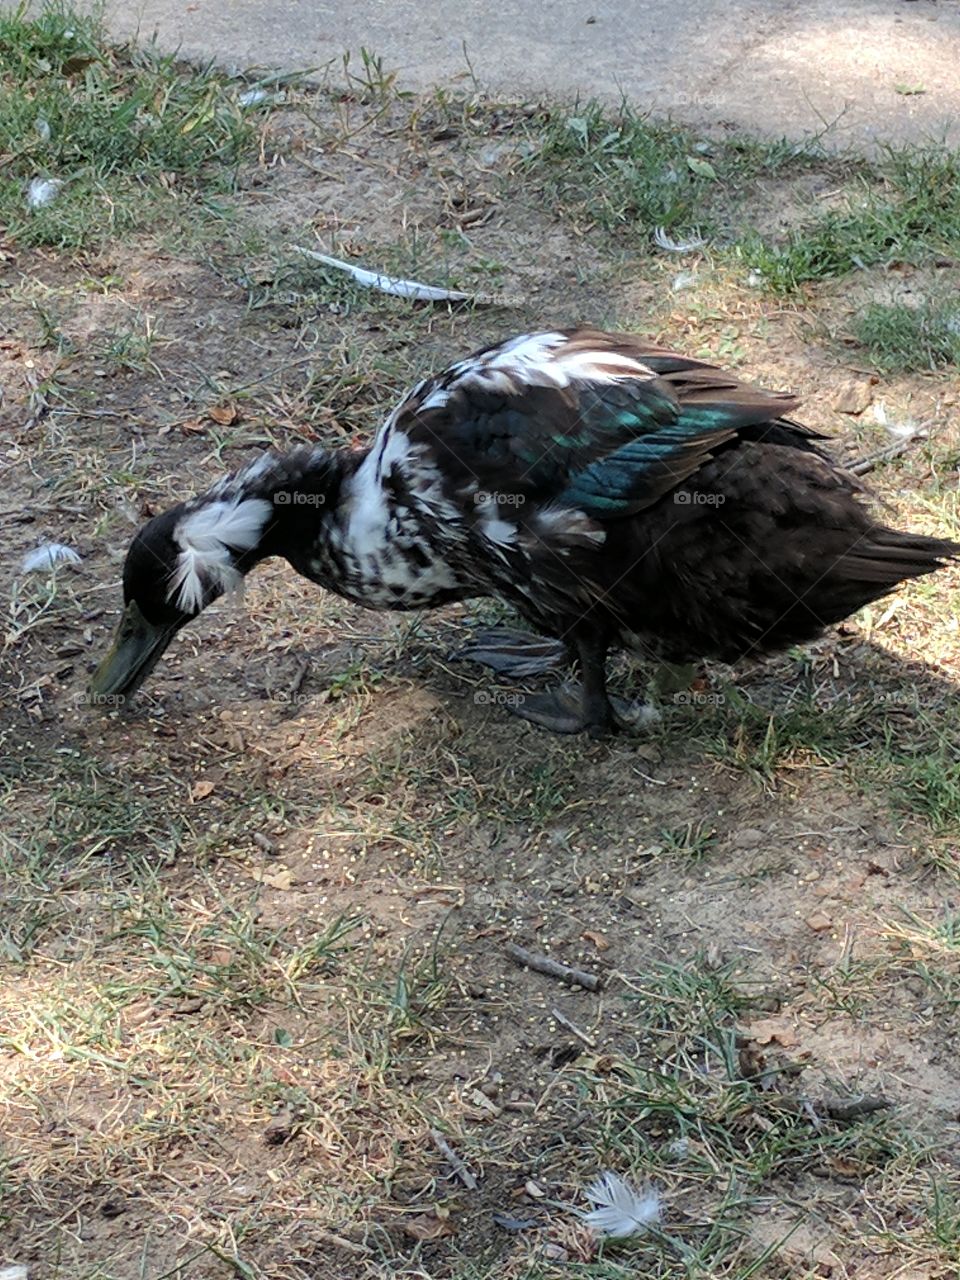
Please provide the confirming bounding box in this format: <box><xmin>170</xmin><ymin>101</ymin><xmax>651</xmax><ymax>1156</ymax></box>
<box><xmin>88</xmin><ymin>601</ymin><xmax>181</xmax><ymax>708</ymax></box>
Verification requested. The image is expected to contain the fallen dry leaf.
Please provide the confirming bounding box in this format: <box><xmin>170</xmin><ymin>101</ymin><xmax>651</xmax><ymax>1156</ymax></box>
<box><xmin>190</xmin><ymin>780</ymin><xmax>216</xmax><ymax>802</ymax></box>
<box><xmin>745</xmin><ymin>1018</ymin><xmax>799</xmax><ymax>1049</ymax></box>
<box><xmin>402</xmin><ymin>1213</ymin><xmax>455</xmax><ymax>1242</ymax></box>
<box><xmin>249</xmin><ymin>867</ymin><xmax>293</xmax><ymax>891</ymax></box>
<box><xmin>208</xmin><ymin>402</ymin><xmax>240</xmax><ymax>426</ymax></box>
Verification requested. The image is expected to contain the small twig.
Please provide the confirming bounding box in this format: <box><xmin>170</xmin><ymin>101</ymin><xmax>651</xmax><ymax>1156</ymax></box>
<box><xmin>288</xmin><ymin>658</ymin><xmax>311</xmax><ymax>701</ymax></box>
<box><xmin>48</xmin><ymin>407</ymin><xmax>132</xmax><ymax>419</ymax></box>
<box><xmin>315</xmin><ymin>1230</ymin><xmax>372</xmax><ymax>1256</ymax></box>
<box><xmin>845</xmin><ymin>431</ymin><xmax>927</xmax><ymax>477</ymax></box>
<box><xmin>822</xmin><ymin>1094</ymin><xmax>892</xmax><ymax>1122</ymax></box>
<box><xmin>506</xmin><ymin>942</ymin><xmax>602</xmax><ymax>992</ymax></box>
<box><xmin>550</xmin><ymin>1006</ymin><xmax>597</xmax><ymax>1047</ymax></box>
<box><xmin>430</xmin><ymin>1128</ymin><xmax>478</xmax><ymax>1191</ymax></box>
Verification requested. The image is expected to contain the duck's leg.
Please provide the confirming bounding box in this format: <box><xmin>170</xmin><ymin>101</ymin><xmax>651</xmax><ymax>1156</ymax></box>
<box><xmin>575</xmin><ymin>632</ymin><xmax>617</xmax><ymax>738</ymax></box>
<box><xmin>451</xmin><ymin>627</ymin><xmax>573</xmax><ymax>678</ymax></box>
<box><xmin>506</xmin><ymin>634</ymin><xmax>657</xmax><ymax>737</ymax></box>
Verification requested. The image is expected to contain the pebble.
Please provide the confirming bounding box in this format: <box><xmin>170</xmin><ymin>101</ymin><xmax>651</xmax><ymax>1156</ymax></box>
<box><xmin>834</xmin><ymin>379</ymin><xmax>874</xmax><ymax>415</ymax></box>
<box><xmin>805</xmin><ymin>912</ymin><xmax>833</xmax><ymax>932</ymax></box>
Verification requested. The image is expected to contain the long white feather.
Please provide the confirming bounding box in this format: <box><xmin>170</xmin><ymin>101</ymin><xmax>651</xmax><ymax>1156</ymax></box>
<box><xmin>169</xmin><ymin>497</ymin><xmax>272</xmax><ymax>613</ymax></box>
<box><xmin>580</xmin><ymin>1172</ymin><xmax>661</xmax><ymax>1239</ymax></box>
<box><xmin>295</xmin><ymin>247</ymin><xmax>473</xmax><ymax>302</ymax></box>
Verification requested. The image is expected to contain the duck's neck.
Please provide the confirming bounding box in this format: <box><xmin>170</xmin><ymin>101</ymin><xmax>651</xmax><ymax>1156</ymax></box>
<box><xmin>249</xmin><ymin>447</ymin><xmax>355</xmax><ymax>552</ymax></box>
<box><xmin>190</xmin><ymin>442</ymin><xmax>467</xmax><ymax>612</ymax></box>
<box><xmin>191</xmin><ymin>445</ymin><xmax>364</xmax><ymax>587</ymax></box>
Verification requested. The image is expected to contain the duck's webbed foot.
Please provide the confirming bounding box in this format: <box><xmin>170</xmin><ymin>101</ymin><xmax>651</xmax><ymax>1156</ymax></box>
<box><xmin>508</xmin><ymin>681</ymin><xmax>659</xmax><ymax>737</ymax></box>
<box><xmin>451</xmin><ymin>627</ymin><xmax>572</xmax><ymax>678</ymax></box>
<box><xmin>495</xmin><ymin>632</ymin><xmax>658</xmax><ymax>738</ymax></box>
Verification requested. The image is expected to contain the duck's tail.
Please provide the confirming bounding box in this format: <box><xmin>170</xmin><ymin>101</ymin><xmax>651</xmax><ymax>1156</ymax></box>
<box><xmin>809</xmin><ymin>525</ymin><xmax>959</xmax><ymax>624</ymax></box>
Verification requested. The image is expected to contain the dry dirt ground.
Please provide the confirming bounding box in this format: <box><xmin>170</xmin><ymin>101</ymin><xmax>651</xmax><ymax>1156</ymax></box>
<box><xmin>2</xmin><ymin>82</ymin><xmax>960</xmax><ymax>1280</ymax></box>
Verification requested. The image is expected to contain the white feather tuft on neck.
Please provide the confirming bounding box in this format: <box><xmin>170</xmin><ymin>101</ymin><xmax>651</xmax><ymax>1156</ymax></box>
<box><xmin>168</xmin><ymin>497</ymin><xmax>273</xmax><ymax>614</ymax></box>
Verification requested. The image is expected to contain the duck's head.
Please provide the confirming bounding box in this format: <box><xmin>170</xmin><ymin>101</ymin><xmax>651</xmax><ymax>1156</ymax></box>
<box><xmin>89</xmin><ymin>490</ymin><xmax>276</xmax><ymax>706</ymax></box>
<box><xmin>89</xmin><ymin>447</ymin><xmax>358</xmax><ymax>707</ymax></box>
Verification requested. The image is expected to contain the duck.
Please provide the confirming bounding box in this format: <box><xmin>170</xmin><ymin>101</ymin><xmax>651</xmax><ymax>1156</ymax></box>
<box><xmin>90</xmin><ymin>328</ymin><xmax>958</xmax><ymax>736</ymax></box>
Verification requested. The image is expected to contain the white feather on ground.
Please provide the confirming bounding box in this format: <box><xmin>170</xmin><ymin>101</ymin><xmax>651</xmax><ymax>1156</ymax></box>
<box><xmin>294</xmin><ymin>247</ymin><xmax>474</xmax><ymax>302</ymax></box>
<box><xmin>237</xmin><ymin>87</ymin><xmax>270</xmax><ymax>107</ymax></box>
<box><xmin>21</xmin><ymin>542</ymin><xmax>81</xmax><ymax>572</ymax></box>
<box><xmin>26</xmin><ymin>177</ymin><xmax>62</xmax><ymax>210</ymax></box>
<box><xmin>873</xmin><ymin>402</ymin><xmax>921</xmax><ymax>440</ymax></box>
<box><xmin>671</xmin><ymin>270</ymin><xmax>699</xmax><ymax>292</ymax></box>
<box><xmin>653</xmin><ymin>226</ymin><xmax>706</xmax><ymax>253</ymax></box>
<box><xmin>580</xmin><ymin>1172</ymin><xmax>661</xmax><ymax>1239</ymax></box>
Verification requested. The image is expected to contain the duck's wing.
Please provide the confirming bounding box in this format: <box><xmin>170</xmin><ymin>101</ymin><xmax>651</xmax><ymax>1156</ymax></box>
<box><xmin>396</xmin><ymin>330</ymin><xmax>814</xmax><ymax>520</ymax></box>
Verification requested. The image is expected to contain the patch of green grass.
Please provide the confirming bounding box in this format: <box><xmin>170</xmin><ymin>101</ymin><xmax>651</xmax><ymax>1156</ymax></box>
<box><xmin>743</xmin><ymin>145</ymin><xmax>960</xmax><ymax>293</ymax></box>
<box><xmin>680</xmin><ymin>678</ymin><xmax>960</xmax><ymax>836</ymax></box>
<box><xmin>886</xmin><ymin>745</ymin><xmax>960</xmax><ymax>832</ymax></box>
<box><xmin>339</xmin><ymin>46</ymin><xmax>408</xmax><ymax>106</ymax></box>
<box><xmin>112</xmin><ymin>889</ymin><xmax>361</xmax><ymax>1009</ymax></box>
<box><xmin>862</xmin><ymin>708</ymin><xmax>960</xmax><ymax>834</ymax></box>
<box><xmin>533</xmin><ymin>100</ymin><xmax>960</xmax><ymax>293</ymax></box>
<box><xmin>530</xmin><ymin>98</ymin><xmax>840</xmax><ymax>241</ymax></box>
<box><xmin>883</xmin><ymin>908</ymin><xmax>960</xmax><ymax>1015</ymax></box>
<box><xmin>569</xmin><ymin>958</ymin><xmax>915</xmax><ymax>1276</ymax></box>
<box><xmin>852</xmin><ymin>298</ymin><xmax>960</xmax><ymax>372</ymax></box>
<box><xmin>534</xmin><ymin>99</ymin><xmax>718</xmax><ymax>234</ymax></box>
<box><xmin>658</xmin><ymin>819</ymin><xmax>719</xmax><ymax>863</ymax></box>
<box><xmin>700</xmin><ymin>687</ymin><xmax>869</xmax><ymax>785</ymax></box>
<box><xmin>0</xmin><ymin>2</ymin><xmax>257</xmax><ymax>248</ymax></box>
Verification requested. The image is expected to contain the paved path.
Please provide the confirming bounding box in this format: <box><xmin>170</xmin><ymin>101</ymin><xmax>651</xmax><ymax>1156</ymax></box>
<box><xmin>101</xmin><ymin>0</ymin><xmax>958</xmax><ymax>147</ymax></box>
